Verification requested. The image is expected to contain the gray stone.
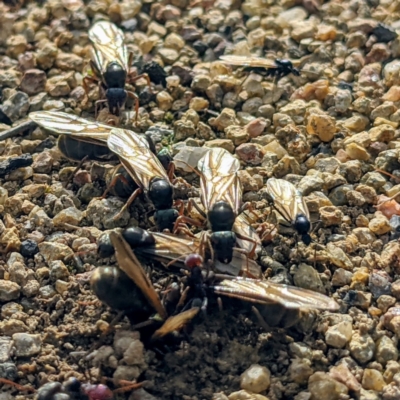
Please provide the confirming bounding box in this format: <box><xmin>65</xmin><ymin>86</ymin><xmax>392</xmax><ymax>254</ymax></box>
<box><xmin>12</xmin><ymin>333</ymin><xmax>41</xmax><ymax>357</ymax></box>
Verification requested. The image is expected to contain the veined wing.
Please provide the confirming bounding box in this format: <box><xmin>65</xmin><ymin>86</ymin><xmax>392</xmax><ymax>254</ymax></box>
<box><xmin>152</xmin><ymin>308</ymin><xmax>199</xmax><ymax>340</ymax></box>
<box><xmin>107</xmin><ymin>128</ymin><xmax>169</xmax><ymax>190</ymax></box>
<box><xmin>197</xmin><ymin>148</ymin><xmax>242</xmax><ymax>214</ymax></box>
<box><xmin>219</xmin><ymin>55</ymin><xmax>277</xmax><ymax>69</ymax></box>
<box><xmin>213</xmin><ymin>278</ymin><xmax>339</xmax><ymax>310</ymax></box>
<box><xmin>233</xmin><ymin>213</ymin><xmax>262</xmax><ymax>256</ymax></box>
<box><xmin>139</xmin><ymin>232</ymin><xmax>261</xmax><ymax>278</ymax></box>
<box><xmin>29</xmin><ymin>111</ymin><xmax>111</xmax><ymax>143</ymax></box>
<box><xmin>109</xmin><ymin>230</ymin><xmax>167</xmax><ymax>319</ymax></box>
<box><xmin>137</xmin><ymin>232</ymin><xmax>200</xmax><ymax>267</ymax></box>
<box><xmin>266</xmin><ymin>178</ymin><xmax>305</xmax><ymax>224</ymax></box>
<box><xmin>89</xmin><ymin>20</ymin><xmax>129</xmax><ymax>74</ymax></box>
<box><xmin>295</xmin><ymin>188</ymin><xmax>310</xmax><ymax>220</ymax></box>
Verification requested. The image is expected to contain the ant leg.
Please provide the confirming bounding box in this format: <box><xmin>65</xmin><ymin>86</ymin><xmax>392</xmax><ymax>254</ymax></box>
<box><xmin>240</xmin><ymin>201</ymin><xmax>259</xmax><ymax>221</ymax></box>
<box><xmin>113</xmin><ymin>187</ymin><xmax>142</xmax><ymax>220</ymax></box>
<box><xmin>260</xmin><ymin>223</ymin><xmax>277</xmax><ymax>242</ymax></box>
<box><xmin>0</xmin><ymin>378</ymin><xmax>35</xmax><ymax>393</ymax></box>
<box><xmin>172</xmin><ymin>213</ymin><xmax>204</xmax><ymax>234</ymax></box>
<box><xmin>65</xmin><ymin>155</ymin><xmax>89</xmax><ymax>186</ymax></box>
<box><xmin>82</xmin><ymin>75</ymin><xmax>99</xmax><ymax>98</ymax></box>
<box><xmin>251</xmin><ymin>306</ymin><xmax>272</xmax><ymax>333</ymax></box>
<box><xmin>127</xmin><ymin>91</ymin><xmax>140</xmax><ymax>124</ymax></box>
<box><xmin>112</xmin><ymin>381</ymin><xmax>146</xmax><ymax>395</ymax></box>
<box><xmin>129</xmin><ymin>73</ymin><xmax>151</xmax><ymax>87</ymax></box>
<box><xmin>95</xmin><ymin>99</ymin><xmax>108</xmax><ymax>118</ymax></box>
<box><xmin>167</xmin><ymin>161</ymin><xmax>175</xmax><ymax>181</ymax></box>
<box><xmin>101</xmin><ymin>169</ymin><xmax>130</xmax><ymax>199</ymax></box>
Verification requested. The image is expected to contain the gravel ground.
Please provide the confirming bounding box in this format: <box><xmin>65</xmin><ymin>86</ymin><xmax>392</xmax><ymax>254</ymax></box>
<box><xmin>1</xmin><ymin>0</ymin><xmax>400</xmax><ymax>399</ymax></box>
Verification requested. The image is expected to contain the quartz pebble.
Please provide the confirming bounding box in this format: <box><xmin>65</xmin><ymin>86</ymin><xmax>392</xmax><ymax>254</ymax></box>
<box><xmin>361</xmin><ymin>369</ymin><xmax>386</xmax><ymax>391</ymax></box>
<box><xmin>240</xmin><ymin>364</ymin><xmax>271</xmax><ymax>393</ymax></box>
<box><xmin>325</xmin><ymin>321</ymin><xmax>352</xmax><ymax>348</ymax></box>
<box><xmin>308</xmin><ymin>372</ymin><xmax>348</xmax><ymax>400</ymax></box>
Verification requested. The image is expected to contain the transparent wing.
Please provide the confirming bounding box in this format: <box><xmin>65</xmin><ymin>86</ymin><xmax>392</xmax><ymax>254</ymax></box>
<box><xmin>266</xmin><ymin>178</ymin><xmax>302</xmax><ymax>224</ymax></box>
<box><xmin>152</xmin><ymin>308</ymin><xmax>199</xmax><ymax>339</ymax></box>
<box><xmin>139</xmin><ymin>232</ymin><xmax>262</xmax><ymax>278</ymax></box>
<box><xmin>109</xmin><ymin>230</ymin><xmax>167</xmax><ymax>319</ymax></box>
<box><xmin>29</xmin><ymin>111</ymin><xmax>111</xmax><ymax>143</ymax></box>
<box><xmin>233</xmin><ymin>213</ymin><xmax>262</xmax><ymax>256</ymax></box>
<box><xmin>219</xmin><ymin>55</ymin><xmax>277</xmax><ymax>68</ymax></box>
<box><xmin>213</xmin><ymin>278</ymin><xmax>339</xmax><ymax>310</ymax></box>
<box><xmin>197</xmin><ymin>148</ymin><xmax>242</xmax><ymax>214</ymax></box>
<box><xmin>89</xmin><ymin>20</ymin><xmax>129</xmax><ymax>73</ymax></box>
<box><xmin>107</xmin><ymin>128</ymin><xmax>169</xmax><ymax>190</ymax></box>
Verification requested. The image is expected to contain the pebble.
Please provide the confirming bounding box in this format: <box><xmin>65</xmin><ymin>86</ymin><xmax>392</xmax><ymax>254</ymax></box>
<box><xmin>332</xmin><ymin>269</ymin><xmax>353</xmax><ymax>287</ymax></box>
<box><xmin>293</xmin><ymin>264</ymin><xmax>324</xmax><ymax>293</ymax></box>
<box><xmin>288</xmin><ymin>358</ymin><xmax>313</xmax><ymax>385</ymax></box>
<box><xmin>205</xmin><ymin>139</ymin><xmax>235</xmax><ymax>153</ymax></box>
<box><xmin>22</xmin><ymin>280</ymin><xmax>40</xmax><ymax>297</ymax></box>
<box><xmin>39</xmin><ymin>284</ymin><xmax>56</xmax><ymax>298</ymax></box>
<box><xmin>375</xmin><ymin>335</ymin><xmax>398</xmax><ymax>365</ymax></box>
<box><xmin>235</xmin><ymin>143</ymin><xmax>264</xmax><ymax>165</ymax></box>
<box><xmin>308</xmin><ymin>372</ymin><xmax>348</xmax><ymax>400</ymax></box>
<box><xmin>240</xmin><ymin>364</ymin><xmax>271</xmax><ymax>393</ymax></box>
<box><xmin>325</xmin><ymin>321</ymin><xmax>353</xmax><ymax>349</ymax></box>
<box><xmin>349</xmin><ymin>332</ymin><xmax>375</xmax><ymax>364</ymax></box>
<box><xmin>0</xmin><ymin>281</ymin><xmax>20</xmax><ymax>302</ymax></box>
<box><xmin>319</xmin><ymin>206</ymin><xmax>344</xmax><ymax>226</ymax></box>
<box><xmin>189</xmin><ymin>97</ymin><xmax>209</xmax><ymax>111</ymax></box>
<box><xmin>228</xmin><ymin>390</ymin><xmax>269</xmax><ymax>400</ymax></box>
<box><xmin>20</xmin><ymin>69</ymin><xmax>46</xmax><ymax>95</ymax></box>
<box><xmin>32</xmin><ymin>151</ymin><xmax>53</xmax><ymax>174</ymax></box>
<box><xmin>368</xmin><ymin>215</ymin><xmax>391</xmax><ymax>235</ymax></box>
<box><xmin>362</xmin><ymin>369</ymin><xmax>386</xmax><ymax>391</ymax></box>
<box><xmin>225</xmin><ymin>126</ymin><xmax>249</xmax><ymax>146</ymax></box>
<box><xmin>0</xmin><ymin>91</ymin><xmax>30</xmax><ymax>123</ymax></box>
<box><xmin>262</xmin><ymin>140</ymin><xmax>287</xmax><ymax>160</ymax></box>
<box><xmin>369</xmin><ymin>271</ymin><xmax>391</xmax><ymax>299</ymax></box>
<box><xmin>53</xmin><ymin>207</ymin><xmax>83</xmax><ymax>227</ymax></box>
<box><xmin>327</xmin><ymin>243</ymin><xmax>352</xmax><ymax>270</ymax></box>
<box><xmin>49</xmin><ymin>260</ymin><xmax>70</xmax><ymax>281</ymax></box>
<box><xmin>38</xmin><ymin>242</ymin><xmax>74</xmax><ymax>264</ymax></box>
<box><xmin>245</xmin><ymin>119</ymin><xmax>267</xmax><ymax>138</ymax></box>
<box><xmin>306</xmin><ymin>111</ymin><xmax>336</xmax><ymax>142</ymax></box>
<box><xmin>46</xmin><ymin>76</ymin><xmax>71</xmax><ymax>97</ymax></box>
<box><xmin>329</xmin><ymin>364</ymin><xmax>361</xmax><ymax>392</ymax></box>
<box><xmin>12</xmin><ymin>333</ymin><xmax>41</xmax><ymax>357</ymax></box>
<box><xmin>85</xmin><ymin>198</ymin><xmax>130</xmax><ymax>229</ymax></box>
<box><xmin>174</xmin><ymin>146</ymin><xmax>210</xmax><ymax>172</ymax></box>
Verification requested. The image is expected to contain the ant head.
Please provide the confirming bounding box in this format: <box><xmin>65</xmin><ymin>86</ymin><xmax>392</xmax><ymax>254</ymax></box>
<box><xmin>210</xmin><ymin>231</ymin><xmax>236</xmax><ymax>264</ymax></box>
<box><xmin>277</xmin><ymin>59</ymin><xmax>293</xmax><ymax>68</ymax></box>
<box><xmin>184</xmin><ymin>253</ymin><xmax>203</xmax><ymax>269</ymax></box>
<box><xmin>208</xmin><ymin>201</ymin><xmax>235</xmax><ymax>232</ymax></box>
<box><xmin>149</xmin><ymin>178</ymin><xmax>174</xmax><ymax>208</ymax></box>
<box><xmin>123</xmin><ymin>227</ymin><xmax>155</xmax><ymax>248</ymax></box>
<box><xmin>294</xmin><ymin>214</ymin><xmax>311</xmax><ymax>236</ymax></box>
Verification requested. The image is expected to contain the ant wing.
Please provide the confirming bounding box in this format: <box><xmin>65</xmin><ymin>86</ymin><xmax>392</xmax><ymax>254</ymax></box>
<box><xmin>197</xmin><ymin>147</ymin><xmax>242</xmax><ymax>214</ymax></box>
<box><xmin>109</xmin><ymin>230</ymin><xmax>168</xmax><ymax>319</ymax></box>
<box><xmin>29</xmin><ymin>111</ymin><xmax>111</xmax><ymax>143</ymax></box>
<box><xmin>213</xmin><ymin>278</ymin><xmax>339</xmax><ymax>310</ymax></box>
<box><xmin>88</xmin><ymin>20</ymin><xmax>129</xmax><ymax>74</ymax></box>
<box><xmin>107</xmin><ymin>128</ymin><xmax>170</xmax><ymax>190</ymax></box>
<box><xmin>151</xmin><ymin>308</ymin><xmax>199</xmax><ymax>340</ymax></box>
<box><xmin>266</xmin><ymin>178</ymin><xmax>303</xmax><ymax>224</ymax></box>
<box><xmin>219</xmin><ymin>55</ymin><xmax>277</xmax><ymax>69</ymax></box>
